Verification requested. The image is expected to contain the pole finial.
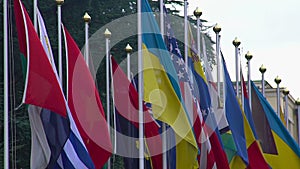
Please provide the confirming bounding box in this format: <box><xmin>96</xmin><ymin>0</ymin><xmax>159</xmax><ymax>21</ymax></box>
<box><xmin>83</xmin><ymin>12</ymin><xmax>91</xmax><ymax>23</ymax></box>
<box><xmin>213</xmin><ymin>23</ymin><xmax>221</xmax><ymax>33</ymax></box>
<box><xmin>295</xmin><ymin>98</ymin><xmax>300</xmax><ymax>105</ymax></box>
<box><xmin>56</xmin><ymin>0</ymin><xmax>64</xmax><ymax>5</ymax></box>
<box><xmin>245</xmin><ymin>51</ymin><xmax>253</xmax><ymax>61</ymax></box>
<box><xmin>125</xmin><ymin>43</ymin><xmax>133</xmax><ymax>53</ymax></box>
<box><xmin>232</xmin><ymin>37</ymin><xmax>241</xmax><ymax>47</ymax></box>
<box><xmin>274</xmin><ymin>76</ymin><xmax>281</xmax><ymax>84</ymax></box>
<box><xmin>104</xmin><ymin>28</ymin><xmax>111</xmax><ymax>38</ymax></box>
<box><xmin>259</xmin><ymin>64</ymin><xmax>267</xmax><ymax>73</ymax></box>
<box><xmin>193</xmin><ymin>7</ymin><xmax>202</xmax><ymax>18</ymax></box>
<box><xmin>283</xmin><ymin>88</ymin><xmax>290</xmax><ymax>95</ymax></box>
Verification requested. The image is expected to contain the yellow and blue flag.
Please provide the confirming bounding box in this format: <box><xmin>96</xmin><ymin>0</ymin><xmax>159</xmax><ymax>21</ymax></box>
<box><xmin>141</xmin><ymin>0</ymin><xmax>198</xmax><ymax>168</ymax></box>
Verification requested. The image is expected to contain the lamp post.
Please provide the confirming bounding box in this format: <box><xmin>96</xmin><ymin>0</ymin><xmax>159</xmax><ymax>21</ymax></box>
<box><xmin>274</xmin><ymin>76</ymin><xmax>282</xmax><ymax>117</ymax></box>
<box><xmin>259</xmin><ymin>65</ymin><xmax>267</xmax><ymax>97</ymax></box>
<box><xmin>233</xmin><ymin>37</ymin><xmax>241</xmax><ymax>97</ymax></box>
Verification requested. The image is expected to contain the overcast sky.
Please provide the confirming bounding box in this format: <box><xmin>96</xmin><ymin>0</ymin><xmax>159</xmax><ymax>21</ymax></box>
<box><xmin>188</xmin><ymin>0</ymin><xmax>300</xmax><ymax>100</ymax></box>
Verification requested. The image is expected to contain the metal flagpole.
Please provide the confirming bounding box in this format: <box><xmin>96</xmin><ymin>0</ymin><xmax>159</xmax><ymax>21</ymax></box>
<box><xmin>283</xmin><ymin>88</ymin><xmax>289</xmax><ymax>127</ymax></box>
<box><xmin>104</xmin><ymin>28</ymin><xmax>112</xmax><ymax>169</ymax></box>
<box><xmin>259</xmin><ymin>65</ymin><xmax>266</xmax><ymax>97</ymax></box>
<box><xmin>232</xmin><ymin>37</ymin><xmax>241</xmax><ymax>97</ymax></box>
<box><xmin>213</xmin><ymin>24</ymin><xmax>221</xmax><ymax>98</ymax></box>
<box><xmin>295</xmin><ymin>99</ymin><xmax>300</xmax><ymax>145</ymax></box>
<box><xmin>245</xmin><ymin>51</ymin><xmax>253</xmax><ymax>110</ymax></box>
<box><xmin>274</xmin><ymin>76</ymin><xmax>281</xmax><ymax>117</ymax></box>
<box><xmin>138</xmin><ymin>0</ymin><xmax>144</xmax><ymax>168</ymax></box>
<box><xmin>184</xmin><ymin>0</ymin><xmax>188</xmax><ymax>68</ymax></box>
<box><xmin>160</xmin><ymin>0</ymin><xmax>164</xmax><ymax>39</ymax></box>
<box><xmin>125</xmin><ymin>43</ymin><xmax>133</xmax><ymax>164</ymax></box>
<box><xmin>56</xmin><ymin>0</ymin><xmax>64</xmax><ymax>84</ymax></box>
<box><xmin>194</xmin><ymin>7</ymin><xmax>202</xmax><ymax>59</ymax></box>
<box><xmin>240</xmin><ymin>65</ymin><xmax>244</xmax><ymax>109</ymax></box>
<box><xmin>159</xmin><ymin>1</ymin><xmax>167</xmax><ymax>168</ymax></box>
<box><xmin>83</xmin><ymin>12</ymin><xmax>91</xmax><ymax>67</ymax></box>
<box><xmin>125</xmin><ymin>44</ymin><xmax>132</xmax><ymax>80</ymax></box>
<box><xmin>3</xmin><ymin>0</ymin><xmax>9</xmax><ymax>168</ymax></box>
<box><xmin>33</xmin><ymin>0</ymin><xmax>37</xmax><ymax>31</ymax></box>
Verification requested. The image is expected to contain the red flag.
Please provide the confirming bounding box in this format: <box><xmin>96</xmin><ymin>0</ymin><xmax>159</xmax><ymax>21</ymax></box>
<box><xmin>63</xmin><ymin>27</ymin><xmax>112</xmax><ymax>168</ymax></box>
<box><xmin>14</xmin><ymin>0</ymin><xmax>66</xmax><ymax>117</ymax></box>
<box><xmin>111</xmin><ymin>57</ymin><xmax>162</xmax><ymax>169</ymax></box>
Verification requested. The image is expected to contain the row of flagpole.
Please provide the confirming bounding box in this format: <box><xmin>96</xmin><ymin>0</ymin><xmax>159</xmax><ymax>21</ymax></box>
<box><xmin>4</xmin><ymin>0</ymin><xmax>300</xmax><ymax>169</ymax></box>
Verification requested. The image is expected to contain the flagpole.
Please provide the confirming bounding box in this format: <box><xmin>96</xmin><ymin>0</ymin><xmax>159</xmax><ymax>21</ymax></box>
<box><xmin>283</xmin><ymin>88</ymin><xmax>289</xmax><ymax>127</ymax></box>
<box><xmin>159</xmin><ymin>1</ymin><xmax>167</xmax><ymax>168</ymax></box>
<box><xmin>109</xmin><ymin>55</ymin><xmax>117</xmax><ymax>155</ymax></box>
<box><xmin>213</xmin><ymin>24</ymin><xmax>221</xmax><ymax>98</ymax></box>
<box><xmin>56</xmin><ymin>0</ymin><xmax>64</xmax><ymax>84</ymax></box>
<box><xmin>232</xmin><ymin>37</ymin><xmax>241</xmax><ymax>97</ymax></box>
<box><xmin>194</xmin><ymin>7</ymin><xmax>202</xmax><ymax>58</ymax></box>
<box><xmin>104</xmin><ymin>28</ymin><xmax>112</xmax><ymax>169</ymax></box>
<box><xmin>83</xmin><ymin>12</ymin><xmax>91</xmax><ymax>67</ymax></box>
<box><xmin>137</xmin><ymin>0</ymin><xmax>144</xmax><ymax>168</ymax></box>
<box><xmin>184</xmin><ymin>0</ymin><xmax>188</xmax><ymax>68</ymax></box>
<box><xmin>259</xmin><ymin>65</ymin><xmax>266</xmax><ymax>97</ymax></box>
<box><xmin>125</xmin><ymin>44</ymin><xmax>132</xmax><ymax>80</ymax></box>
<box><xmin>160</xmin><ymin>0</ymin><xmax>164</xmax><ymax>40</ymax></box>
<box><xmin>240</xmin><ymin>65</ymin><xmax>244</xmax><ymax>109</ymax></box>
<box><xmin>33</xmin><ymin>0</ymin><xmax>37</xmax><ymax>31</ymax></box>
<box><xmin>3</xmin><ymin>0</ymin><xmax>9</xmax><ymax>168</ymax></box>
<box><xmin>125</xmin><ymin>43</ymin><xmax>133</xmax><ymax>165</ymax></box>
<box><xmin>295</xmin><ymin>98</ymin><xmax>300</xmax><ymax>145</ymax></box>
<box><xmin>245</xmin><ymin>51</ymin><xmax>253</xmax><ymax>110</ymax></box>
<box><xmin>274</xmin><ymin>76</ymin><xmax>281</xmax><ymax>117</ymax></box>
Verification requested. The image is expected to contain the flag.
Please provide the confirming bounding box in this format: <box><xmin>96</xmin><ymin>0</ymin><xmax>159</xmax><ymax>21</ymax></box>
<box><xmin>111</xmin><ymin>56</ymin><xmax>162</xmax><ymax>169</ymax></box>
<box><xmin>164</xmin><ymin>9</ymin><xmax>218</xmax><ymax>168</ymax></box>
<box><xmin>14</xmin><ymin>0</ymin><xmax>66</xmax><ymax>117</ymax></box>
<box><xmin>222</xmin><ymin>55</ymin><xmax>269</xmax><ymax>169</ymax></box>
<box><xmin>14</xmin><ymin>1</ymin><xmax>69</xmax><ymax>168</ymax></box>
<box><xmin>37</xmin><ymin>9</ymin><xmax>95</xmax><ymax>168</ymax></box>
<box><xmin>187</xmin><ymin>25</ymin><xmax>229</xmax><ymax>169</ymax></box>
<box><xmin>240</xmin><ymin>72</ymin><xmax>269</xmax><ymax>169</ymax></box>
<box><xmin>201</xmin><ymin>36</ymin><xmax>228</xmax><ymax>132</ymax></box>
<box><xmin>63</xmin><ymin>26</ymin><xmax>112</xmax><ymax>168</ymax></box>
<box><xmin>141</xmin><ymin>0</ymin><xmax>198</xmax><ymax>168</ymax></box>
<box><xmin>252</xmin><ymin>81</ymin><xmax>300</xmax><ymax>169</ymax></box>
<box><xmin>241</xmin><ymin>73</ymin><xmax>258</xmax><ymax>139</ymax></box>
<box><xmin>221</xmin><ymin>54</ymin><xmax>248</xmax><ymax>166</ymax></box>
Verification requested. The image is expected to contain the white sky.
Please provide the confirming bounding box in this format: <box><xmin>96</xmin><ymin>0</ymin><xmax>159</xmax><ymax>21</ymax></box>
<box><xmin>188</xmin><ymin>0</ymin><xmax>300</xmax><ymax>100</ymax></box>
